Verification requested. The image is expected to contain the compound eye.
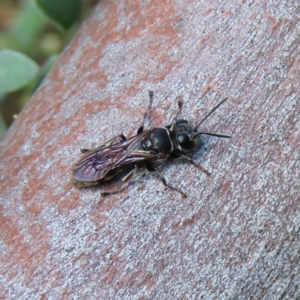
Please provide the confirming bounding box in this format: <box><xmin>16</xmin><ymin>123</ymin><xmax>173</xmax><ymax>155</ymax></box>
<box><xmin>177</xmin><ymin>133</ymin><xmax>195</xmax><ymax>150</ymax></box>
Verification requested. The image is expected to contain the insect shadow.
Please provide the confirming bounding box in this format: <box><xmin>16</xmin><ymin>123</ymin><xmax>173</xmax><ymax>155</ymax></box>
<box><xmin>71</xmin><ymin>92</ymin><xmax>231</xmax><ymax>197</ymax></box>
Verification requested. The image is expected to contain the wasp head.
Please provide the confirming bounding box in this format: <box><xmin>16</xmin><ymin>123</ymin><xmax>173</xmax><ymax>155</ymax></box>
<box><xmin>171</xmin><ymin>119</ymin><xmax>201</xmax><ymax>152</ymax></box>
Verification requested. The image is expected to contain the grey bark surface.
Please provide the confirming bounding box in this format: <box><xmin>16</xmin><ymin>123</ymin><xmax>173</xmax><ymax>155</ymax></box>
<box><xmin>1</xmin><ymin>0</ymin><xmax>300</xmax><ymax>299</ymax></box>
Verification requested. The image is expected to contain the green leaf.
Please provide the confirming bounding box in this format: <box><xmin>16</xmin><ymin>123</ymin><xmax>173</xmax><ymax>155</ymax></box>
<box><xmin>0</xmin><ymin>112</ymin><xmax>7</xmax><ymax>140</ymax></box>
<box><xmin>0</xmin><ymin>50</ymin><xmax>39</xmax><ymax>94</ymax></box>
<box><xmin>35</xmin><ymin>0</ymin><xmax>82</xmax><ymax>30</ymax></box>
<box><xmin>9</xmin><ymin>0</ymin><xmax>47</xmax><ymax>51</ymax></box>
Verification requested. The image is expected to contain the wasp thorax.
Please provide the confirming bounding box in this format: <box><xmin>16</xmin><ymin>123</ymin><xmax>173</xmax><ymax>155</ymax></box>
<box><xmin>142</xmin><ymin>128</ymin><xmax>172</xmax><ymax>153</ymax></box>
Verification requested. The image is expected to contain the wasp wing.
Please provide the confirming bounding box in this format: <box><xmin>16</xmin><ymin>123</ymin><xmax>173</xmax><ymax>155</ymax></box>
<box><xmin>71</xmin><ymin>131</ymin><xmax>162</xmax><ymax>187</ymax></box>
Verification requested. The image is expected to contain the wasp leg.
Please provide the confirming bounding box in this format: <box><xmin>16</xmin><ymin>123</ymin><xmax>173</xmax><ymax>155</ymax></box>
<box><xmin>137</xmin><ymin>91</ymin><xmax>154</xmax><ymax>134</ymax></box>
<box><xmin>101</xmin><ymin>165</ymin><xmax>138</xmax><ymax>197</ymax></box>
<box><xmin>184</xmin><ymin>156</ymin><xmax>211</xmax><ymax>176</ymax></box>
<box><xmin>165</xmin><ymin>97</ymin><xmax>184</xmax><ymax>128</ymax></box>
<box><xmin>172</xmin><ymin>155</ymin><xmax>211</xmax><ymax>176</ymax></box>
<box><xmin>137</xmin><ymin>126</ymin><xmax>144</xmax><ymax>134</ymax></box>
<box><xmin>80</xmin><ymin>134</ymin><xmax>126</xmax><ymax>153</ymax></box>
<box><xmin>174</xmin><ymin>97</ymin><xmax>184</xmax><ymax>120</ymax></box>
<box><xmin>101</xmin><ymin>134</ymin><xmax>127</xmax><ymax>146</ymax></box>
<box><xmin>156</xmin><ymin>170</ymin><xmax>187</xmax><ymax>198</ymax></box>
<box><xmin>80</xmin><ymin>149</ymin><xmax>90</xmax><ymax>153</ymax></box>
<box><xmin>146</xmin><ymin>162</ymin><xmax>187</xmax><ymax>198</ymax></box>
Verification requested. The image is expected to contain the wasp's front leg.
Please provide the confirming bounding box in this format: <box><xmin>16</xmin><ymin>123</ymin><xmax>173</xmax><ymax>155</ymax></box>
<box><xmin>171</xmin><ymin>154</ymin><xmax>211</xmax><ymax>176</ymax></box>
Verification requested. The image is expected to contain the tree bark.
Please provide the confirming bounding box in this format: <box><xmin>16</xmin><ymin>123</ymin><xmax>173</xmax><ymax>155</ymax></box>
<box><xmin>1</xmin><ymin>0</ymin><xmax>300</xmax><ymax>299</ymax></box>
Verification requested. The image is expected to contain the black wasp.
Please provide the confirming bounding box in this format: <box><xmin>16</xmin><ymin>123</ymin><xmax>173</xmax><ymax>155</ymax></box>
<box><xmin>71</xmin><ymin>92</ymin><xmax>231</xmax><ymax>197</ymax></box>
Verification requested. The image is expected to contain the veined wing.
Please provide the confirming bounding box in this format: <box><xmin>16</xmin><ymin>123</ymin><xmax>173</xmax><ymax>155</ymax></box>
<box><xmin>71</xmin><ymin>131</ymin><xmax>162</xmax><ymax>187</ymax></box>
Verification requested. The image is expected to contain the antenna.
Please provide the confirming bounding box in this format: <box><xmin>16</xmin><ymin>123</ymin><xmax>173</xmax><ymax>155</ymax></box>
<box><xmin>195</xmin><ymin>97</ymin><xmax>228</xmax><ymax>130</ymax></box>
<box><xmin>195</xmin><ymin>132</ymin><xmax>231</xmax><ymax>138</ymax></box>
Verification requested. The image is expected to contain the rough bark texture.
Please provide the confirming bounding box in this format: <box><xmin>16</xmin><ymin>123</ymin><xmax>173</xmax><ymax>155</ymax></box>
<box><xmin>1</xmin><ymin>0</ymin><xmax>300</xmax><ymax>299</ymax></box>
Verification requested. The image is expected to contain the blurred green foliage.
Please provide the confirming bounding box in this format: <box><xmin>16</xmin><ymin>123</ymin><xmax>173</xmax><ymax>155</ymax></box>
<box><xmin>36</xmin><ymin>0</ymin><xmax>82</xmax><ymax>30</ymax></box>
<box><xmin>0</xmin><ymin>49</ymin><xmax>39</xmax><ymax>94</ymax></box>
<box><xmin>0</xmin><ymin>0</ymin><xmax>97</xmax><ymax>140</ymax></box>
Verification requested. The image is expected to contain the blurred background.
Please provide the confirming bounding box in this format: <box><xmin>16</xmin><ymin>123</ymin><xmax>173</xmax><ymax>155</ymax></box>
<box><xmin>0</xmin><ymin>0</ymin><xmax>98</xmax><ymax>140</ymax></box>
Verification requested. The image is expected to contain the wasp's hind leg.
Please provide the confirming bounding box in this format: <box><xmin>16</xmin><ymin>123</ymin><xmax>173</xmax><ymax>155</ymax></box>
<box><xmin>137</xmin><ymin>91</ymin><xmax>154</xmax><ymax>134</ymax></box>
<box><xmin>100</xmin><ymin>165</ymin><xmax>138</xmax><ymax>197</ymax></box>
<box><xmin>80</xmin><ymin>134</ymin><xmax>126</xmax><ymax>153</ymax></box>
<box><xmin>146</xmin><ymin>162</ymin><xmax>187</xmax><ymax>198</ymax></box>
